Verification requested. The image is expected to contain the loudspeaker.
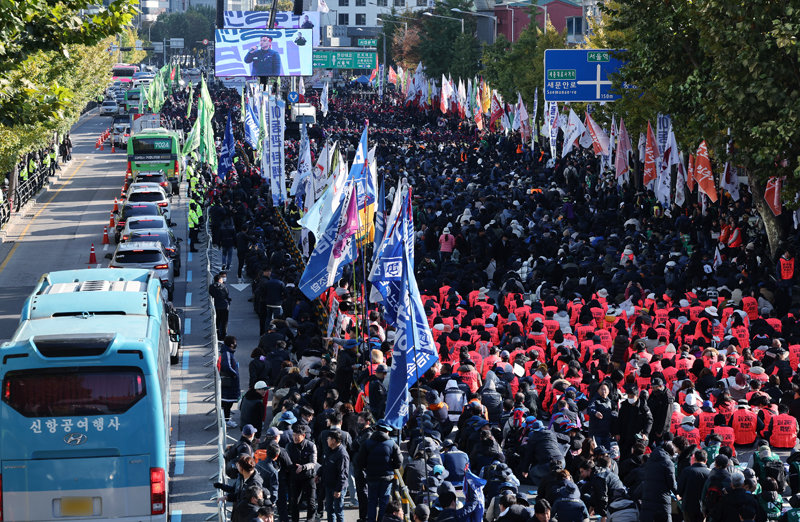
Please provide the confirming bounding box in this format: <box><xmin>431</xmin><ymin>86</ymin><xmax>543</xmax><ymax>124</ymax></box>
<box><xmin>216</xmin><ymin>0</ymin><xmax>224</xmax><ymax>28</ymax></box>
<box><xmin>293</xmin><ymin>0</ymin><xmax>303</xmax><ymax>16</ymax></box>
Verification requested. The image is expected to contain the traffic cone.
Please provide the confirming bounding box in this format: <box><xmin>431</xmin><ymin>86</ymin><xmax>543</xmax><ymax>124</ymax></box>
<box><xmin>100</xmin><ymin>139</ymin><xmax>104</xmax><ymax>151</ymax></box>
<box><xmin>112</xmin><ymin>198</ymin><xmax>118</xmax><ymax>213</ymax></box>
<box><xmin>109</xmin><ymin>213</ymin><xmax>115</xmax><ymax>228</ymax></box>
<box><xmin>102</xmin><ymin>227</ymin><xmax>109</xmax><ymax>245</ymax></box>
<box><xmin>89</xmin><ymin>244</ymin><xmax>97</xmax><ymax>264</ymax></box>
<box><xmin>111</xmin><ymin>142</ymin><xmax>115</xmax><ymax>153</ymax></box>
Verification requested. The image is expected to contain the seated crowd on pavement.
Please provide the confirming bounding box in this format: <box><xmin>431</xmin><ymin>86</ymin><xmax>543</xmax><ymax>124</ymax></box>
<box><xmin>163</xmin><ymin>79</ymin><xmax>800</xmax><ymax>522</ymax></box>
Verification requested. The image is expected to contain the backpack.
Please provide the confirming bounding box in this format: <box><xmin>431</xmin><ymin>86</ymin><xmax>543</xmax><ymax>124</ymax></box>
<box><xmin>223</xmin><ymin>440</ymin><xmax>252</xmax><ymax>479</ymax></box>
<box><xmin>703</xmin><ymin>483</ymin><xmax>724</xmax><ymax>518</ymax></box>
<box><xmin>762</xmin><ymin>457</ymin><xmax>787</xmax><ymax>493</ymax></box>
<box><xmin>704</xmin><ymin>441</ymin><xmax>721</xmax><ymax>463</ymax></box>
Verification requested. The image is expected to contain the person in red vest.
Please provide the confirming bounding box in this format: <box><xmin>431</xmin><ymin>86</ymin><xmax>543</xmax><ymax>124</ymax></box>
<box><xmin>698</xmin><ymin>400</ymin><xmax>718</xmax><ymax>441</ymax></box>
<box><xmin>767</xmin><ymin>404</ymin><xmax>799</xmax><ymax>449</ymax></box>
<box><xmin>676</xmin><ymin>415</ymin><xmax>702</xmax><ymax>446</ymax></box>
<box><xmin>708</xmin><ymin>414</ymin><xmax>736</xmax><ymax>451</ymax></box>
<box><xmin>730</xmin><ymin>400</ymin><xmax>762</xmax><ymax>446</ymax></box>
<box><xmin>777</xmin><ymin>248</ymin><xmax>796</xmax><ymax>297</ymax></box>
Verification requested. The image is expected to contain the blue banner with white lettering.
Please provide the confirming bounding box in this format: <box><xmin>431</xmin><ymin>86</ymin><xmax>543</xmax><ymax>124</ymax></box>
<box><xmin>217</xmin><ymin>112</ymin><xmax>235</xmax><ymax>180</ymax></box>
<box><xmin>244</xmin><ymin>102</ymin><xmax>260</xmax><ymax>150</ymax></box>
<box><xmin>463</xmin><ymin>468</ymin><xmax>487</xmax><ymax>522</ymax></box>
<box><xmin>381</xmin><ymin>191</ymin><xmax>439</xmax><ymax>428</ymax></box>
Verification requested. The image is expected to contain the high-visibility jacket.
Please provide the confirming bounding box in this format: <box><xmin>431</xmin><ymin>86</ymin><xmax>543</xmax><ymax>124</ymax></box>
<box><xmin>712</xmin><ymin>426</ymin><xmax>735</xmax><ymax>450</ymax></box>
<box><xmin>731</xmin><ymin>409</ymin><xmax>758</xmax><ymax>445</ymax></box>
<box><xmin>676</xmin><ymin>425</ymin><xmax>702</xmax><ymax>446</ymax></box>
<box><xmin>188</xmin><ymin>209</ymin><xmax>199</xmax><ymax>228</ymax></box>
<box><xmin>780</xmin><ymin>257</ymin><xmax>795</xmax><ymax>281</ymax></box>
<box><xmin>769</xmin><ymin>413</ymin><xmax>798</xmax><ymax>448</ymax></box>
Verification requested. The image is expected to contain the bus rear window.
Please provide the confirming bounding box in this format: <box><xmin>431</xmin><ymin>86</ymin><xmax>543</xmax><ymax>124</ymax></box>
<box><xmin>3</xmin><ymin>367</ymin><xmax>146</xmax><ymax>417</ymax></box>
<box><xmin>132</xmin><ymin>138</ymin><xmax>174</xmax><ymax>154</ymax></box>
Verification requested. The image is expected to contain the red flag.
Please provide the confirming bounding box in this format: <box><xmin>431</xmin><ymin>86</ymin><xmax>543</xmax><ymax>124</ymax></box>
<box><xmin>489</xmin><ymin>93</ymin><xmax>503</xmax><ymax>131</ymax></box>
<box><xmin>687</xmin><ymin>154</ymin><xmax>696</xmax><ymax>192</ymax></box>
<box><xmin>764</xmin><ymin>177</ymin><xmax>782</xmax><ymax>216</ymax></box>
<box><xmin>643</xmin><ymin>121</ymin><xmax>657</xmax><ymax>188</ymax></box>
<box><xmin>369</xmin><ymin>67</ymin><xmax>377</xmax><ymax>83</ymax></box>
<box><xmin>388</xmin><ymin>66</ymin><xmax>398</xmax><ymax>85</ymax></box>
<box><xmin>695</xmin><ymin>140</ymin><xmax>718</xmax><ymax>203</ymax></box>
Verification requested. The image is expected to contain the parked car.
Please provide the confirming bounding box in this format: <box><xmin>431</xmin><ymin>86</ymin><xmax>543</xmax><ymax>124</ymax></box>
<box><xmin>125</xmin><ymin>182</ymin><xmax>171</xmax><ymax>223</ymax></box>
<box><xmin>114</xmin><ymin>201</ymin><xmax>166</xmax><ymax>243</ymax></box>
<box><xmin>109</xmin><ymin>240</ymin><xmax>175</xmax><ymax>301</ymax></box>
<box><xmin>119</xmin><ymin>215</ymin><xmax>170</xmax><ymax>243</ymax></box>
<box><xmin>125</xmin><ymin>229</ymin><xmax>182</xmax><ymax>276</ymax></box>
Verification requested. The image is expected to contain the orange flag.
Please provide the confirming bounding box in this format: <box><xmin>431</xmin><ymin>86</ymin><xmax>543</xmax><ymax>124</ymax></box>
<box><xmin>687</xmin><ymin>154</ymin><xmax>696</xmax><ymax>192</ymax></box>
<box><xmin>388</xmin><ymin>66</ymin><xmax>398</xmax><ymax>85</ymax></box>
<box><xmin>643</xmin><ymin>121</ymin><xmax>657</xmax><ymax>188</ymax></box>
<box><xmin>764</xmin><ymin>177</ymin><xmax>782</xmax><ymax>216</ymax></box>
<box><xmin>695</xmin><ymin>140</ymin><xmax>718</xmax><ymax>203</ymax></box>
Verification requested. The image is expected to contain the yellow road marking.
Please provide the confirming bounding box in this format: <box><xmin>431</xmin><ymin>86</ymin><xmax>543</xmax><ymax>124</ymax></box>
<box><xmin>0</xmin><ymin>158</ymin><xmax>87</xmax><ymax>275</ymax></box>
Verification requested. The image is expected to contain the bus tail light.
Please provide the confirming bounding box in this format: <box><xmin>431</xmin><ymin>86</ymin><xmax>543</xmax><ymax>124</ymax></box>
<box><xmin>150</xmin><ymin>467</ymin><xmax>165</xmax><ymax>515</ymax></box>
<box><xmin>174</xmin><ymin>160</ymin><xmax>179</xmax><ymax>175</ymax></box>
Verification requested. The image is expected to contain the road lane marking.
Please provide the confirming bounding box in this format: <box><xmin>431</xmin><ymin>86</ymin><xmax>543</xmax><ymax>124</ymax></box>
<box><xmin>185</xmin><ymin>317</ymin><xmax>191</xmax><ymax>335</ymax></box>
<box><xmin>103</xmin><ymin>243</ymin><xmax>109</xmax><ymax>251</ymax></box>
<box><xmin>186</xmin><ymin>270</ymin><xmax>192</xmax><ymax>282</ymax></box>
<box><xmin>172</xmin><ymin>511</ymin><xmax>181</xmax><ymax>522</ymax></box>
<box><xmin>0</xmin><ymin>158</ymin><xmax>87</xmax><ymax>275</ymax></box>
<box><xmin>182</xmin><ymin>348</ymin><xmax>190</xmax><ymax>371</ymax></box>
<box><xmin>174</xmin><ymin>441</ymin><xmax>185</xmax><ymax>475</ymax></box>
<box><xmin>185</xmin><ymin>292</ymin><xmax>192</xmax><ymax>306</ymax></box>
<box><xmin>179</xmin><ymin>389</ymin><xmax>187</xmax><ymax>415</ymax></box>
<box><xmin>188</xmin><ymin>252</ymin><xmax>192</xmax><ymax>262</ymax></box>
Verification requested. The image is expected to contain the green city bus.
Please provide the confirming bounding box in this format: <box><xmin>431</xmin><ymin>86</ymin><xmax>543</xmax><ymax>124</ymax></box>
<box><xmin>123</xmin><ymin>88</ymin><xmax>142</xmax><ymax>114</ymax></box>
<box><xmin>127</xmin><ymin>128</ymin><xmax>181</xmax><ymax>194</ymax></box>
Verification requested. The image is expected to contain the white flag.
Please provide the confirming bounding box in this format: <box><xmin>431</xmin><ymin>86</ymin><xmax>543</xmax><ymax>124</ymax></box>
<box><xmin>615</xmin><ymin>117</ymin><xmax>632</xmax><ymax>183</ymax></box>
<box><xmin>318</xmin><ymin>0</ymin><xmax>330</xmax><ymax>13</ymax></box>
<box><xmin>562</xmin><ymin>109</ymin><xmax>587</xmax><ymax>157</ymax></box>
<box><xmin>720</xmin><ymin>130</ymin><xmax>740</xmax><ymax>201</ymax></box>
<box><xmin>321</xmin><ymin>81</ymin><xmax>329</xmax><ymax>117</ymax></box>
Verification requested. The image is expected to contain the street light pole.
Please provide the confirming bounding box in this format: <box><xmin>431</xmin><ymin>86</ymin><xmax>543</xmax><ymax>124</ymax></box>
<box><xmin>422</xmin><ymin>12</ymin><xmax>464</xmax><ymax>34</ymax></box>
<box><xmin>533</xmin><ymin>4</ymin><xmax>548</xmax><ymax>34</ymax></box>
<box><xmin>450</xmin><ymin>8</ymin><xmax>496</xmax><ymax>42</ymax></box>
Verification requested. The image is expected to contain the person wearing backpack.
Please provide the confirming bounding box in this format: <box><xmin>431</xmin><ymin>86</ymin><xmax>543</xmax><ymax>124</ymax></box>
<box><xmin>755</xmin><ymin>446</ymin><xmax>787</xmax><ymax>496</ymax></box>
<box><xmin>759</xmin><ymin>477</ymin><xmax>784</xmax><ymax>521</ymax></box>
<box><xmin>223</xmin><ymin>424</ymin><xmax>257</xmax><ymax>479</ymax></box>
<box><xmin>701</xmin><ymin>454</ymin><xmax>732</xmax><ymax>521</ymax></box>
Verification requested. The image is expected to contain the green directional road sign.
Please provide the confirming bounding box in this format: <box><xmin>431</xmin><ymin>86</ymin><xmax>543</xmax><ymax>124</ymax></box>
<box><xmin>312</xmin><ymin>50</ymin><xmax>378</xmax><ymax>69</ymax></box>
<box><xmin>357</xmin><ymin>38</ymin><xmax>377</xmax><ymax>47</ymax></box>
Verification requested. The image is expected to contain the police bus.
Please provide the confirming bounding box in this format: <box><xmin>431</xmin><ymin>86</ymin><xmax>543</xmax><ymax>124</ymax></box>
<box><xmin>127</xmin><ymin>128</ymin><xmax>181</xmax><ymax>194</ymax></box>
<box><xmin>0</xmin><ymin>268</ymin><xmax>175</xmax><ymax>521</ymax></box>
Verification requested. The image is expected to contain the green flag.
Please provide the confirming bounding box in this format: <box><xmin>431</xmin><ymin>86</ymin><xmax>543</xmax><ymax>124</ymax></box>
<box><xmin>182</xmin><ymin>118</ymin><xmax>201</xmax><ymax>156</ymax></box>
<box><xmin>186</xmin><ymin>82</ymin><xmax>194</xmax><ymax>119</ymax></box>
<box><xmin>197</xmin><ymin>77</ymin><xmax>217</xmax><ymax>171</ymax></box>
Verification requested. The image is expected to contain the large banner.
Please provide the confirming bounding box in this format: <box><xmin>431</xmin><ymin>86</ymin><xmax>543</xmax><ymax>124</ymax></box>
<box><xmin>215</xmin><ymin>29</ymin><xmax>313</xmax><ymax>77</ymax></box>
<box><xmin>223</xmin><ymin>11</ymin><xmax>321</xmax><ymax>46</ymax></box>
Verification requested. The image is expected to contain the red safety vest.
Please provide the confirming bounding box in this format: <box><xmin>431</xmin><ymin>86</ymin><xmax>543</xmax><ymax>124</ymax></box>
<box><xmin>676</xmin><ymin>426</ymin><xmax>702</xmax><ymax>446</ymax></box>
<box><xmin>698</xmin><ymin>411</ymin><xmax>717</xmax><ymax>440</ymax></box>
<box><xmin>713</xmin><ymin>426</ymin><xmax>736</xmax><ymax>449</ymax></box>
<box><xmin>742</xmin><ymin>297</ymin><xmax>759</xmax><ymax>321</ymax></box>
<box><xmin>731</xmin><ymin>409</ymin><xmax>758</xmax><ymax>445</ymax></box>
<box><xmin>780</xmin><ymin>257</ymin><xmax>795</xmax><ymax>280</ymax></box>
<box><xmin>770</xmin><ymin>414</ymin><xmax>798</xmax><ymax>448</ymax></box>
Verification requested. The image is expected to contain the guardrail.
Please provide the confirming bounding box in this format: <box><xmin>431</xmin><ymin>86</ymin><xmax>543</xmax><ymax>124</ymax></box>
<box><xmin>0</xmin><ymin>165</ymin><xmax>56</xmax><ymax>231</ymax></box>
<box><xmin>200</xmin><ymin>215</ymin><xmax>229</xmax><ymax>522</ymax></box>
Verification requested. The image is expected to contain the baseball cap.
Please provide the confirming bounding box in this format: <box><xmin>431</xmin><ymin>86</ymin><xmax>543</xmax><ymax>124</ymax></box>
<box><xmin>254</xmin><ymin>381</ymin><xmax>268</xmax><ymax>390</ymax></box>
<box><xmin>375</xmin><ymin>364</ymin><xmax>388</xmax><ymax>374</ymax></box>
<box><xmin>242</xmin><ymin>424</ymin><xmax>257</xmax><ymax>437</ymax></box>
<box><xmin>651</xmin><ymin>377</ymin><xmax>665</xmax><ymax>387</ymax></box>
<box><xmin>265</xmin><ymin>427</ymin><xmax>282</xmax><ymax>438</ymax></box>
<box><xmin>376</xmin><ymin>419</ymin><xmax>393</xmax><ymax>432</ymax></box>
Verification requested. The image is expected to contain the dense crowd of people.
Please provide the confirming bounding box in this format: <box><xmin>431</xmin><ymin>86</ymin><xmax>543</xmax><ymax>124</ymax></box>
<box><xmin>162</xmin><ymin>77</ymin><xmax>800</xmax><ymax>522</ymax></box>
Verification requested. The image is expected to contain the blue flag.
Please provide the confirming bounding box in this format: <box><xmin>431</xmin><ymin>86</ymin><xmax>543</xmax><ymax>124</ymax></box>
<box><xmin>244</xmin><ymin>103</ymin><xmax>260</xmax><ymax>150</ymax></box>
<box><xmin>217</xmin><ymin>112</ymin><xmax>235</xmax><ymax>180</ymax></box>
<box><xmin>298</xmin><ymin>182</ymin><xmax>358</xmax><ymax>300</ymax></box>
<box><xmin>463</xmin><ymin>468</ymin><xmax>487</xmax><ymax>522</ymax></box>
<box><xmin>382</xmin><ymin>190</ymin><xmax>439</xmax><ymax>428</ymax></box>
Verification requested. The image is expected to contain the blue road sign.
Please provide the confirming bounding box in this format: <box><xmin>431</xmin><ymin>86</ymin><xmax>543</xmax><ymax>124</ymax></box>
<box><xmin>543</xmin><ymin>49</ymin><xmax>625</xmax><ymax>102</ymax></box>
<box><xmin>288</xmin><ymin>91</ymin><xmax>299</xmax><ymax>103</ymax></box>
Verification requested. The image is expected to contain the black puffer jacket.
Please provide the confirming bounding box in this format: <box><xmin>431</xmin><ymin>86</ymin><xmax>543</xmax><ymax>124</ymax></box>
<box><xmin>639</xmin><ymin>446</ymin><xmax>677</xmax><ymax>519</ymax></box>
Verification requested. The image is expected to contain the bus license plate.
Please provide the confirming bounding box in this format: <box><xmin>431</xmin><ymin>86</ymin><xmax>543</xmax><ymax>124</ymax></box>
<box><xmin>61</xmin><ymin>497</ymin><xmax>94</xmax><ymax>517</ymax></box>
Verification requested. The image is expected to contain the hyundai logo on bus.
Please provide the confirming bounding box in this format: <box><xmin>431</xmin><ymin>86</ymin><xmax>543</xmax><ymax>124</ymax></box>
<box><xmin>64</xmin><ymin>433</ymin><xmax>88</xmax><ymax>446</ymax></box>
